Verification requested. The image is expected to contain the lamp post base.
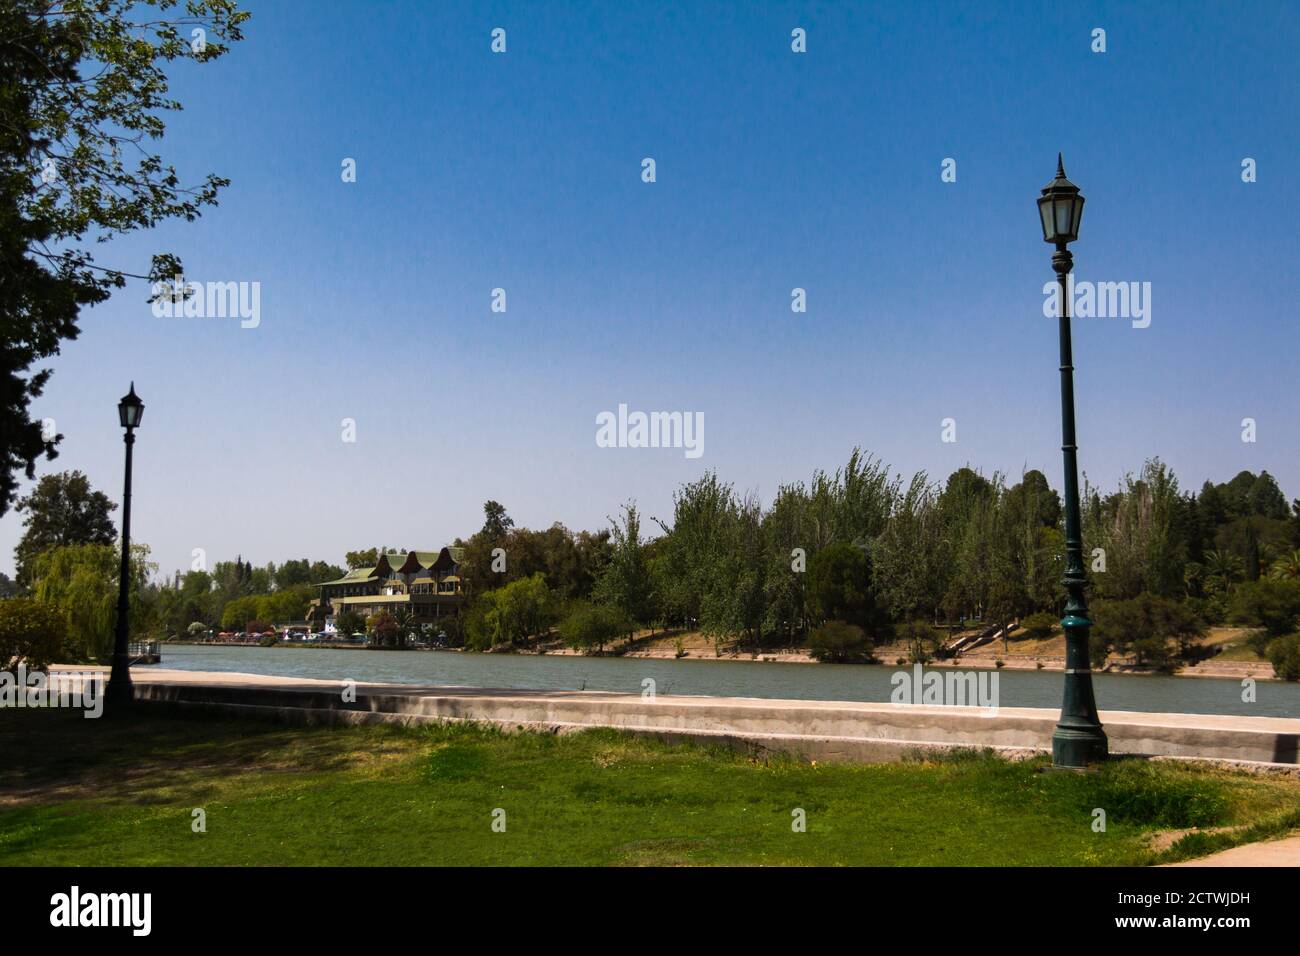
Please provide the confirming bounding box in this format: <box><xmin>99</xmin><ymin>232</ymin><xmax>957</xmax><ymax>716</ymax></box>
<box><xmin>1052</xmin><ymin>723</ymin><xmax>1108</xmax><ymax>769</ymax></box>
<box><xmin>106</xmin><ymin>655</ymin><xmax>135</xmax><ymax>709</ymax></box>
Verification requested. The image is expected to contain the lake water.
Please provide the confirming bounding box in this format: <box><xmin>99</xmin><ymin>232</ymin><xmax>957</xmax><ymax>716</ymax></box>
<box><xmin>154</xmin><ymin>644</ymin><xmax>1299</xmax><ymax>719</ymax></box>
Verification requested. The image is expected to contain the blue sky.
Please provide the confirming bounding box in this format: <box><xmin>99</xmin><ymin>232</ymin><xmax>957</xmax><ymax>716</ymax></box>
<box><xmin>3</xmin><ymin>0</ymin><xmax>1297</xmax><ymax>577</ymax></box>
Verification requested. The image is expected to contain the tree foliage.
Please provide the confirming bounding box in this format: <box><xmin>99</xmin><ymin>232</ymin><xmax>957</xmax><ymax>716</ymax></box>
<box><xmin>13</xmin><ymin>469</ymin><xmax>116</xmax><ymax>586</ymax></box>
<box><xmin>0</xmin><ymin>596</ymin><xmax>68</xmax><ymax>669</ymax></box>
<box><xmin>0</xmin><ymin>0</ymin><xmax>248</xmax><ymax>515</ymax></box>
<box><xmin>29</xmin><ymin>541</ymin><xmax>153</xmax><ymax>659</ymax></box>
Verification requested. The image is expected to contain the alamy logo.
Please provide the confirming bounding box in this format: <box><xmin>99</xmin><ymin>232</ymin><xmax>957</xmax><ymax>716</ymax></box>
<box><xmin>890</xmin><ymin>664</ymin><xmax>999</xmax><ymax>713</ymax></box>
<box><xmin>0</xmin><ymin>665</ymin><xmax>103</xmax><ymax>718</ymax></box>
<box><xmin>151</xmin><ymin>277</ymin><xmax>261</xmax><ymax>328</ymax></box>
<box><xmin>1043</xmin><ymin>275</ymin><xmax>1151</xmax><ymax>328</ymax></box>
<box><xmin>50</xmin><ymin>886</ymin><xmax>151</xmax><ymax>936</ymax></box>
<box><xmin>596</xmin><ymin>403</ymin><xmax>704</xmax><ymax>459</ymax></box>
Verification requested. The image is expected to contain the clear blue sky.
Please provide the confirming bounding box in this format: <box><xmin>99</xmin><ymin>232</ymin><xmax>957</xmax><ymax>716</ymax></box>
<box><xmin>3</xmin><ymin>0</ymin><xmax>1297</xmax><ymax>578</ymax></box>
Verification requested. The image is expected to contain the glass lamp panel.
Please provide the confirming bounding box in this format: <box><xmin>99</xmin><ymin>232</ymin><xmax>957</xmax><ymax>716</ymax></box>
<box><xmin>1039</xmin><ymin>199</ymin><xmax>1055</xmax><ymax>240</ymax></box>
<box><xmin>119</xmin><ymin>400</ymin><xmax>143</xmax><ymax>428</ymax></box>
<box><xmin>1054</xmin><ymin>198</ymin><xmax>1073</xmax><ymax>239</ymax></box>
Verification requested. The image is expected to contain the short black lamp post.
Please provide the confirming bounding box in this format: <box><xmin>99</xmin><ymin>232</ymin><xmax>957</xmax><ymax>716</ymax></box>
<box><xmin>1038</xmin><ymin>156</ymin><xmax>1108</xmax><ymax>769</ymax></box>
<box><xmin>107</xmin><ymin>383</ymin><xmax>145</xmax><ymax>709</ymax></box>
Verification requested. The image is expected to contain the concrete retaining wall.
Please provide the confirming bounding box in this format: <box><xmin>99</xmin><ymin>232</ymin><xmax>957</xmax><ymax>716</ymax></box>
<box><xmin>119</xmin><ymin>673</ymin><xmax>1300</xmax><ymax>768</ymax></box>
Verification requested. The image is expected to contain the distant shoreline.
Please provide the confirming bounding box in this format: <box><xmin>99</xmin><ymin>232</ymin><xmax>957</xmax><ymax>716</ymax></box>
<box><xmin>160</xmin><ymin>639</ymin><xmax>1281</xmax><ymax>681</ymax></box>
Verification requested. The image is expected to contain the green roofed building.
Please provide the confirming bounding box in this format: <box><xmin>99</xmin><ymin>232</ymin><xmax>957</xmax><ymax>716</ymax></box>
<box><xmin>308</xmin><ymin>547</ymin><xmax>466</xmax><ymax>633</ymax></box>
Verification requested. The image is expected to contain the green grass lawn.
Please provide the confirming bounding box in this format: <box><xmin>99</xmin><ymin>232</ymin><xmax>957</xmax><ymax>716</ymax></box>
<box><xmin>1</xmin><ymin>707</ymin><xmax>1297</xmax><ymax>866</ymax></box>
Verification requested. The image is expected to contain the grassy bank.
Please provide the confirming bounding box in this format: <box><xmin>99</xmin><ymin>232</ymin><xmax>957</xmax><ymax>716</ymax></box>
<box><xmin>1</xmin><ymin>708</ymin><xmax>1297</xmax><ymax>866</ymax></box>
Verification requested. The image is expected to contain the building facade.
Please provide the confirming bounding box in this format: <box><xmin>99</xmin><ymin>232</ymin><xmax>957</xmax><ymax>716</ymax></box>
<box><xmin>309</xmin><ymin>548</ymin><xmax>466</xmax><ymax>633</ymax></box>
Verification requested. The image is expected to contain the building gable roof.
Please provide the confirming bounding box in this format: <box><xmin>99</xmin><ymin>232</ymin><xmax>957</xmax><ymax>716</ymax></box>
<box><xmin>315</xmin><ymin>547</ymin><xmax>462</xmax><ymax>588</ymax></box>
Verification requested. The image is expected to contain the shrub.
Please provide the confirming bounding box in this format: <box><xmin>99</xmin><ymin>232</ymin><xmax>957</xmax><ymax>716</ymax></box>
<box><xmin>334</xmin><ymin>609</ymin><xmax>365</xmax><ymax>638</ymax></box>
<box><xmin>808</xmin><ymin>620</ymin><xmax>871</xmax><ymax>663</ymax></box>
<box><xmin>1020</xmin><ymin>611</ymin><xmax>1057</xmax><ymax>640</ymax></box>
<box><xmin>1088</xmin><ymin>631</ymin><xmax>1111</xmax><ymax>669</ymax></box>
<box><xmin>258</xmin><ymin>633</ymin><xmax>278</xmax><ymax>647</ymax></box>
<box><xmin>1187</xmin><ymin>594</ymin><xmax>1228</xmax><ymax>627</ymax></box>
<box><xmin>366</xmin><ymin>612</ymin><xmax>399</xmax><ymax>647</ymax></box>
<box><xmin>900</xmin><ymin>619</ymin><xmax>941</xmax><ymax>664</ymax></box>
<box><xmin>807</xmin><ymin>543</ymin><xmax>889</xmax><ymax>638</ymax></box>
<box><xmin>465</xmin><ymin>574</ymin><xmax>555</xmax><ymax>650</ymax></box>
<box><xmin>1091</xmin><ymin>595</ymin><xmax>1205</xmax><ymax>668</ymax></box>
<box><xmin>1246</xmin><ymin>629</ymin><xmax>1273</xmax><ymax>658</ymax></box>
<box><xmin>1230</xmin><ymin>579</ymin><xmax>1300</xmax><ymax>637</ymax></box>
<box><xmin>558</xmin><ymin>603</ymin><xmax>627</xmax><ymax>653</ymax></box>
<box><xmin>0</xmin><ymin>598</ymin><xmax>69</xmax><ymax>669</ymax></box>
<box><xmin>1265</xmin><ymin>634</ymin><xmax>1300</xmax><ymax>681</ymax></box>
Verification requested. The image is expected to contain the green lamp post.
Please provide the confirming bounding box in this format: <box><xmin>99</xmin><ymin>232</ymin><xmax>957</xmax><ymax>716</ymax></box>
<box><xmin>1038</xmin><ymin>156</ymin><xmax>1108</xmax><ymax>768</ymax></box>
<box><xmin>107</xmin><ymin>383</ymin><xmax>145</xmax><ymax>709</ymax></box>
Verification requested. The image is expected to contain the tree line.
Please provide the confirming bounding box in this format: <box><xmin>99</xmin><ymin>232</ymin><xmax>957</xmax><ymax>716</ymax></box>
<box><xmin>447</xmin><ymin>452</ymin><xmax>1300</xmax><ymax>675</ymax></box>
<box><xmin>5</xmin><ymin>454</ymin><xmax>1300</xmax><ymax>677</ymax></box>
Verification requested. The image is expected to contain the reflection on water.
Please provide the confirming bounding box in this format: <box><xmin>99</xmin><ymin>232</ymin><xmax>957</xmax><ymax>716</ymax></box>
<box><xmin>154</xmin><ymin>644</ymin><xmax>1299</xmax><ymax>719</ymax></box>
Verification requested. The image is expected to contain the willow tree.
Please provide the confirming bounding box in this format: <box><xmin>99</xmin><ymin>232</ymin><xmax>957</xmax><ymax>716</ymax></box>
<box><xmin>31</xmin><ymin>541</ymin><xmax>154</xmax><ymax>659</ymax></box>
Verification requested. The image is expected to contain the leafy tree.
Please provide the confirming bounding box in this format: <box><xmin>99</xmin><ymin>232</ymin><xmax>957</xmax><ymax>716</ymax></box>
<box><xmin>391</xmin><ymin>606</ymin><xmax>415</xmax><ymax>647</ymax></box>
<box><xmin>873</xmin><ymin>473</ymin><xmax>946</xmax><ymax>623</ymax></box>
<box><xmin>366</xmin><ymin>611</ymin><xmax>399</xmax><ymax>648</ymax></box>
<box><xmin>654</xmin><ymin>471</ymin><xmax>736</xmax><ymax>630</ymax></box>
<box><xmin>344</xmin><ymin>548</ymin><xmax>378</xmax><ymax>570</ymax></box>
<box><xmin>807</xmin><ymin>620</ymin><xmax>870</xmax><ymax>663</ymax></box>
<box><xmin>273</xmin><ymin>559</ymin><xmax>314</xmax><ymax>589</ymax></box>
<box><xmin>1265</xmin><ymin>635</ymin><xmax>1300</xmax><ymax>681</ymax></box>
<box><xmin>1271</xmin><ymin>549</ymin><xmax>1300</xmax><ymax>580</ymax></box>
<box><xmin>558</xmin><ymin>602</ymin><xmax>627</xmax><ymax>654</ymax></box>
<box><xmin>806</xmin><ymin>542</ymin><xmax>886</xmax><ymax>638</ymax></box>
<box><xmin>309</xmin><ymin>560</ymin><xmax>346</xmax><ymax>582</ymax></box>
<box><xmin>465</xmin><ymin>574</ymin><xmax>553</xmax><ymax>650</ymax></box>
<box><xmin>1090</xmin><ymin>595</ymin><xmax>1205</xmax><ymax>670</ymax></box>
<box><xmin>257</xmin><ymin>586</ymin><xmax>310</xmax><ymax>623</ymax></box>
<box><xmin>594</xmin><ymin>502</ymin><xmax>654</xmax><ymax>637</ymax></box>
<box><xmin>454</xmin><ymin>523</ymin><xmax>611</xmax><ymax>602</ymax></box>
<box><xmin>1230</xmin><ymin>578</ymin><xmax>1300</xmax><ymax>638</ymax></box>
<box><xmin>761</xmin><ymin>482</ymin><xmax>815</xmax><ymax>643</ymax></box>
<box><xmin>0</xmin><ymin>597</ymin><xmax>68</xmax><ymax>669</ymax></box>
<box><xmin>13</xmin><ymin>470</ymin><xmax>116</xmax><ymax>585</ymax></box>
<box><xmin>220</xmin><ymin>595</ymin><xmax>259</xmax><ymax>630</ymax></box>
<box><xmin>481</xmin><ymin>500</ymin><xmax>514</xmax><ymax>540</ymax></box>
<box><xmin>1082</xmin><ymin>460</ymin><xmax>1187</xmax><ymax>600</ymax></box>
<box><xmin>334</xmin><ymin>608</ymin><xmax>364</xmax><ymax>638</ymax></box>
<box><xmin>30</xmin><ymin>541</ymin><xmax>153</xmax><ymax>659</ymax></box>
<box><xmin>1203</xmin><ymin>550</ymin><xmax>1245</xmax><ymax>595</ymax></box>
<box><xmin>700</xmin><ymin>492</ymin><xmax>766</xmax><ymax>645</ymax></box>
<box><xmin>0</xmin><ymin>0</ymin><xmax>248</xmax><ymax>516</ymax></box>
<box><xmin>900</xmin><ymin>619</ymin><xmax>943</xmax><ymax>664</ymax></box>
<box><xmin>1243</xmin><ymin>471</ymin><xmax>1288</xmax><ymax>520</ymax></box>
<box><xmin>1019</xmin><ymin>611</ymin><xmax>1057</xmax><ymax>640</ymax></box>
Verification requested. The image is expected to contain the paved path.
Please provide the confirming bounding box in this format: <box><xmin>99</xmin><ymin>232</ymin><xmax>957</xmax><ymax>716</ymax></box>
<box><xmin>1167</xmin><ymin>834</ymin><xmax>1300</xmax><ymax>867</ymax></box>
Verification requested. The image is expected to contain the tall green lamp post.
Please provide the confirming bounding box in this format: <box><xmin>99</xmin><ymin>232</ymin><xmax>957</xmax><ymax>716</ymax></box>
<box><xmin>107</xmin><ymin>383</ymin><xmax>145</xmax><ymax>709</ymax></box>
<box><xmin>1038</xmin><ymin>156</ymin><xmax>1108</xmax><ymax>768</ymax></box>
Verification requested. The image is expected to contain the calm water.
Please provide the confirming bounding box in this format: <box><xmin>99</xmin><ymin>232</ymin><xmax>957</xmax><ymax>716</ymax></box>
<box><xmin>153</xmin><ymin>644</ymin><xmax>1300</xmax><ymax>719</ymax></box>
